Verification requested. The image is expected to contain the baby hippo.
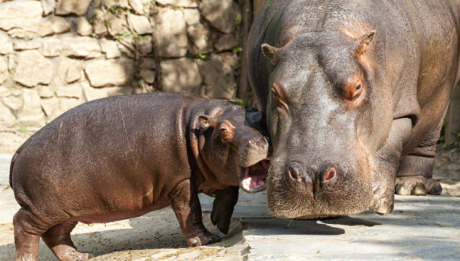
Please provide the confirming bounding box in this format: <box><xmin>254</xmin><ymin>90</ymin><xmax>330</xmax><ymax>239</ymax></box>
<box><xmin>10</xmin><ymin>93</ymin><xmax>270</xmax><ymax>261</ymax></box>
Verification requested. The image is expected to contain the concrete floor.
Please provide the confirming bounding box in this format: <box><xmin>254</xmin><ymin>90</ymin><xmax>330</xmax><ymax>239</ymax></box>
<box><xmin>1</xmin><ymin>154</ymin><xmax>460</xmax><ymax>260</ymax></box>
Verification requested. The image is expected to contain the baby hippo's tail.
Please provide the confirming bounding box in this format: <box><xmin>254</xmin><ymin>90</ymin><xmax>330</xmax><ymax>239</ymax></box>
<box><xmin>9</xmin><ymin>143</ymin><xmax>24</xmax><ymax>190</ymax></box>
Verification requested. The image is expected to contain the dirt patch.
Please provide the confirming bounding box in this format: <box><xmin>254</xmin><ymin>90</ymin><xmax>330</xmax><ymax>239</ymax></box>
<box><xmin>433</xmin><ymin>147</ymin><xmax>460</xmax><ymax>196</ymax></box>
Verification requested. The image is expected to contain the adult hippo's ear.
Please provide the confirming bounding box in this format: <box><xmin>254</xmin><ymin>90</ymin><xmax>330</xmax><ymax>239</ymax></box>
<box><xmin>355</xmin><ymin>30</ymin><xmax>376</xmax><ymax>71</ymax></box>
<box><xmin>245</xmin><ymin>110</ymin><xmax>268</xmax><ymax>137</ymax></box>
<box><xmin>261</xmin><ymin>43</ymin><xmax>281</xmax><ymax>65</ymax></box>
<box><xmin>356</xmin><ymin>30</ymin><xmax>376</xmax><ymax>55</ymax></box>
<box><xmin>199</xmin><ymin>115</ymin><xmax>216</xmax><ymax>130</ymax></box>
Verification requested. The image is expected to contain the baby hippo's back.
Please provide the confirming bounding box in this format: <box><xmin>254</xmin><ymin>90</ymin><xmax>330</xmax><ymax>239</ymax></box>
<box><xmin>11</xmin><ymin>93</ymin><xmax>205</xmax><ymax>223</ymax></box>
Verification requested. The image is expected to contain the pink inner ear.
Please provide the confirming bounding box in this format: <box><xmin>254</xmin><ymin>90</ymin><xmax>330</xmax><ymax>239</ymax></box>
<box><xmin>325</xmin><ymin>167</ymin><xmax>335</xmax><ymax>181</ymax></box>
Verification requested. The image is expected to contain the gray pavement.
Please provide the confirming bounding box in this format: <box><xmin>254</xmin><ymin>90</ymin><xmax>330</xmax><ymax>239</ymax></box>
<box><xmin>0</xmin><ymin>154</ymin><xmax>11</xmax><ymax>185</ymax></box>
<box><xmin>1</xmin><ymin>154</ymin><xmax>460</xmax><ymax>260</ymax></box>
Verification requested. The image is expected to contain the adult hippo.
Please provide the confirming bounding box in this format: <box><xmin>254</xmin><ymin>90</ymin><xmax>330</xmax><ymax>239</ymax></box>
<box><xmin>248</xmin><ymin>0</ymin><xmax>460</xmax><ymax>218</ymax></box>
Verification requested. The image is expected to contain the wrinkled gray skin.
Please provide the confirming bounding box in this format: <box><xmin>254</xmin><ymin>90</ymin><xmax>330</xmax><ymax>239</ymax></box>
<box><xmin>248</xmin><ymin>0</ymin><xmax>460</xmax><ymax>218</ymax></box>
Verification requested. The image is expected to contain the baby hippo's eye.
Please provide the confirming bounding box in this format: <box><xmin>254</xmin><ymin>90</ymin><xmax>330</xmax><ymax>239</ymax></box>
<box><xmin>220</xmin><ymin>128</ymin><xmax>227</xmax><ymax>133</ymax></box>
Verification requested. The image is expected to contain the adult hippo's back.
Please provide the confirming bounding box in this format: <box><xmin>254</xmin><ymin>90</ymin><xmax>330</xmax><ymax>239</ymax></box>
<box><xmin>248</xmin><ymin>0</ymin><xmax>460</xmax><ymax>218</ymax></box>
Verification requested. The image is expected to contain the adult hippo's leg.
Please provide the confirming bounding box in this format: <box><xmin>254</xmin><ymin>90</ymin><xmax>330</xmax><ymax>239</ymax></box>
<box><xmin>395</xmin><ymin>111</ymin><xmax>446</xmax><ymax>196</ymax></box>
<box><xmin>370</xmin><ymin>118</ymin><xmax>412</xmax><ymax>215</ymax></box>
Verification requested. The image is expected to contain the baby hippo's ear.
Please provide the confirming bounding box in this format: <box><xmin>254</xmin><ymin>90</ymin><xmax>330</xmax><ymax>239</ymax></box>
<box><xmin>199</xmin><ymin>115</ymin><xmax>216</xmax><ymax>130</ymax></box>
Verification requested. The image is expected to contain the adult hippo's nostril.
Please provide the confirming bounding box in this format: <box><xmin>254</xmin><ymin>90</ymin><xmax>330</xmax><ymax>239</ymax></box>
<box><xmin>324</xmin><ymin>167</ymin><xmax>336</xmax><ymax>181</ymax></box>
<box><xmin>287</xmin><ymin>162</ymin><xmax>303</xmax><ymax>182</ymax></box>
<box><xmin>320</xmin><ymin>165</ymin><xmax>337</xmax><ymax>182</ymax></box>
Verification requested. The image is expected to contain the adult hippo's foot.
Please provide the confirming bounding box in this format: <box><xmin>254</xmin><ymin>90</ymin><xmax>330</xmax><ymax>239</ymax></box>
<box><xmin>395</xmin><ymin>111</ymin><xmax>445</xmax><ymax>196</ymax></box>
<box><xmin>395</xmin><ymin>176</ymin><xmax>442</xmax><ymax>196</ymax></box>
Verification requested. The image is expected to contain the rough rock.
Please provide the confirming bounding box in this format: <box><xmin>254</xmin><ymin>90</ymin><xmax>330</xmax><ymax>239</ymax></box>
<box><xmin>39</xmin><ymin>87</ymin><xmax>54</xmax><ymax>98</ymax></box>
<box><xmin>214</xmin><ymin>34</ymin><xmax>239</xmax><ymax>52</ymax></box>
<box><xmin>0</xmin><ymin>57</ymin><xmax>7</xmax><ymax>84</ymax></box>
<box><xmin>200</xmin><ymin>0</ymin><xmax>240</xmax><ymax>34</ymax></box>
<box><xmin>51</xmin><ymin>17</ymin><xmax>72</xmax><ymax>34</ymax></box>
<box><xmin>7</xmin><ymin>29</ymin><xmax>35</xmax><ymax>40</ymax></box>
<box><xmin>0</xmin><ymin>87</ymin><xmax>11</xmax><ymax>97</ymax></box>
<box><xmin>128</xmin><ymin>15</ymin><xmax>152</xmax><ymax>35</ymax></box>
<box><xmin>43</xmin><ymin>39</ymin><xmax>61</xmax><ymax>57</ymax></box>
<box><xmin>58</xmin><ymin>97</ymin><xmax>81</xmax><ymax>113</ymax></box>
<box><xmin>13</xmin><ymin>42</ymin><xmax>41</xmax><ymax>51</ymax></box>
<box><xmin>7</xmin><ymin>54</ymin><xmax>15</xmax><ymax>71</ymax></box>
<box><xmin>140</xmin><ymin>69</ymin><xmax>155</xmax><ymax>84</ymax></box>
<box><xmin>16</xmin><ymin>89</ymin><xmax>46</xmax><ymax>127</ymax></box>
<box><xmin>56</xmin><ymin>0</ymin><xmax>92</xmax><ymax>16</ymax></box>
<box><xmin>140</xmin><ymin>58</ymin><xmax>156</xmax><ymax>69</ymax></box>
<box><xmin>83</xmin><ymin>84</ymin><xmax>133</xmax><ymax>101</ymax></box>
<box><xmin>14</xmin><ymin>51</ymin><xmax>53</xmax><ymax>87</ymax></box>
<box><xmin>0</xmin><ymin>2</ymin><xmax>42</xmax><ymax>37</ymax></box>
<box><xmin>38</xmin><ymin>23</ymin><xmax>54</xmax><ymax>37</ymax></box>
<box><xmin>0</xmin><ymin>34</ymin><xmax>13</xmax><ymax>54</ymax></box>
<box><xmin>41</xmin><ymin>96</ymin><xmax>59</xmax><ymax>116</ymax></box>
<box><xmin>0</xmin><ymin>102</ymin><xmax>15</xmax><ymax>127</ymax></box>
<box><xmin>85</xmin><ymin>58</ymin><xmax>135</xmax><ymax>87</ymax></box>
<box><xmin>61</xmin><ymin>37</ymin><xmax>101</xmax><ymax>59</ymax></box>
<box><xmin>199</xmin><ymin>53</ymin><xmax>238</xmax><ymax>100</ymax></box>
<box><xmin>155</xmin><ymin>8</ymin><xmax>188</xmax><ymax>58</ymax></box>
<box><xmin>66</xmin><ymin>64</ymin><xmax>82</xmax><ymax>84</ymax></box>
<box><xmin>56</xmin><ymin>86</ymin><xmax>82</xmax><ymax>99</ymax></box>
<box><xmin>103</xmin><ymin>0</ymin><xmax>129</xmax><ymax>9</ymax></box>
<box><xmin>160</xmin><ymin>58</ymin><xmax>202</xmax><ymax>93</ymax></box>
<box><xmin>187</xmin><ymin>22</ymin><xmax>211</xmax><ymax>54</ymax></box>
<box><xmin>41</xmin><ymin>0</ymin><xmax>55</xmax><ymax>16</ymax></box>
<box><xmin>57</xmin><ymin>58</ymin><xmax>83</xmax><ymax>85</ymax></box>
<box><xmin>117</xmin><ymin>42</ymin><xmax>135</xmax><ymax>58</ymax></box>
<box><xmin>156</xmin><ymin>0</ymin><xmax>197</xmax><ymax>7</ymax></box>
<box><xmin>2</xmin><ymin>96</ymin><xmax>22</xmax><ymax>111</ymax></box>
<box><xmin>91</xmin><ymin>9</ymin><xmax>108</xmax><ymax>36</ymax></box>
<box><xmin>138</xmin><ymin>35</ymin><xmax>153</xmax><ymax>54</ymax></box>
<box><xmin>100</xmin><ymin>39</ymin><xmax>121</xmax><ymax>59</ymax></box>
<box><xmin>105</xmin><ymin>13</ymin><xmax>127</xmax><ymax>37</ymax></box>
<box><xmin>76</xmin><ymin>17</ymin><xmax>92</xmax><ymax>36</ymax></box>
<box><xmin>183</xmin><ymin>9</ymin><xmax>200</xmax><ymax>25</ymax></box>
<box><xmin>129</xmin><ymin>0</ymin><xmax>145</xmax><ymax>15</ymax></box>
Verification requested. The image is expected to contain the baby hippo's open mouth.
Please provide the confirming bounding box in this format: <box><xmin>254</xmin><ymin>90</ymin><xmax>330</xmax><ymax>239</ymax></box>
<box><xmin>240</xmin><ymin>159</ymin><xmax>270</xmax><ymax>193</ymax></box>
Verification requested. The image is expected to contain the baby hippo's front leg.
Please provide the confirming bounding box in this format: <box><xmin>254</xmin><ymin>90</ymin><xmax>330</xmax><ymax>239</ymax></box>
<box><xmin>170</xmin><ymin>179</ymin><xmax>221</xmax><ymax>246</ymax></box>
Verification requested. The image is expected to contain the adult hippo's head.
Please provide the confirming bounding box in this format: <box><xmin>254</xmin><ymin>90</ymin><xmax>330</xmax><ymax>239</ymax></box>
<box><xmin>254</xmin><ymin>17</ymin><xmax>395</xmax><ymax>218</ymax></box>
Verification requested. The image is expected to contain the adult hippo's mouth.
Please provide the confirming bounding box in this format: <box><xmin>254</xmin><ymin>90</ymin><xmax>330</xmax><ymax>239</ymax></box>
<box><xmin>240</xmin><ymin>159</ymin><xmax>270</xmax><ymax>193</ymax></box>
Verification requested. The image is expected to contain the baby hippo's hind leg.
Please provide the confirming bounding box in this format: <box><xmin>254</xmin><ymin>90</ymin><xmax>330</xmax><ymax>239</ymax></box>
<box><xmin>170</xmin><ymin>179</ymin><xmax>221</xmax><ymax>247</ymax></box>
<box><xmin>14</xmin><ymin>207</ymin><xmax>48</xmax><ymax>261</ymax></box>
<box><xmin>41</xmin><ymin>220</ymin><xmax>94</xmax><ymax>261</ymax></box>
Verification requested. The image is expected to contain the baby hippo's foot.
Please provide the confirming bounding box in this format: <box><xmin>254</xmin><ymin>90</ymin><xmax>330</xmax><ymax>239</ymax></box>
<box><xmin>395</xmin><ymin>176</ymin><xmax>442</xmax><ymax>196</ymax></box>
<box><xmin>47</xmin><ymin>247</ymin><xmax>93</xmax><ymax>261</ymax></box>
<box><xmin>185</xmin><ymin>229</ymin><xmax>221</xmax><ymax>247</ymax></box>
<box><xmin>65</xmin><ymin>252</ymin><xmax>93</xmax><ymax>261</ymax></box>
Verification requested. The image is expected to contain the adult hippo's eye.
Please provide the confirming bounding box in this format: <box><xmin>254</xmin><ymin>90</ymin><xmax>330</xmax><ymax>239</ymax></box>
<box><xmin>344</xmin><ymin>77</ymin><xmax>365</xmax><ymax>101</ymax></box>
<box><xmin>272</xmin><ymin>84</ymin><xmax>289</xmax><ymax>112</ymax></box>
<box><xmin>351</xmin><ymin>83</ymin><xmax>363</xmax><ymax>99</ymax></box>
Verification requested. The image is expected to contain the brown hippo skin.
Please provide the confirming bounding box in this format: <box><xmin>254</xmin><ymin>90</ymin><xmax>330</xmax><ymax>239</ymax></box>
<box><xmin>9</xmin><ymin>93</ymin><xmax>269</xmax><ymax>261</ymax></box>
<box><xmin>248</xmin><ymin>0</ymin><xmax>460</xmax><ymax>218</ymax></box>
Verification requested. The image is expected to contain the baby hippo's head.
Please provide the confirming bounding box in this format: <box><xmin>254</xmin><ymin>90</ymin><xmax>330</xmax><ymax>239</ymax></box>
<box><xmin>199</xmin><ymin>106</ymin><xmax>270</xmax><ymax>193</ymax></box>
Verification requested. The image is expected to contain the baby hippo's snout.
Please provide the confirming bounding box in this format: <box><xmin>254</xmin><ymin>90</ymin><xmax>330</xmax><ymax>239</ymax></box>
<box><xmin>239</xmin><ymin>136</ymin><xmax>269</xmax><ymax>168</ymax></box>
<box><xmin>239</xmin><ymin>135</ymin><xmax>270</xmax><ymax>193</ymax></box>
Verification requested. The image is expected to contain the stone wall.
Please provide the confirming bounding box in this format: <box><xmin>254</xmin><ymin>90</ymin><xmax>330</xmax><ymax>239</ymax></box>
<box><xmin>0</xmin><ymin>0</ymin><xmax>252</xmax><ymax>153</ymax></box>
